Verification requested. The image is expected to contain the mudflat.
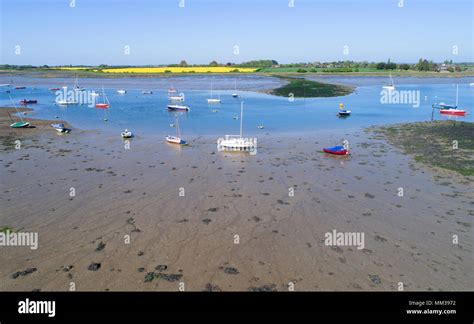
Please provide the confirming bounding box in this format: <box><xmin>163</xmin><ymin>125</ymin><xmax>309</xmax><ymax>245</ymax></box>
<box><xmin>0</xmin><ymin>110</ymin><xmax>472</xmax><ymax>291</ymax></box>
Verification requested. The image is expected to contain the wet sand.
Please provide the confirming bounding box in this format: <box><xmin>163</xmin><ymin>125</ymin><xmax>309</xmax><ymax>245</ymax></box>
<box><xmin>0</xmin><ymin>111</ymin><xmax>472</xmax><ymax>291</ymax></box>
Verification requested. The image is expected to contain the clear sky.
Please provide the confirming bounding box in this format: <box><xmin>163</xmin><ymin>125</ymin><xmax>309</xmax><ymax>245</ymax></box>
<box><xmin>1</xmin><ymin>0</ymin><xmax>473</xmax><ymax>65</ymax></box>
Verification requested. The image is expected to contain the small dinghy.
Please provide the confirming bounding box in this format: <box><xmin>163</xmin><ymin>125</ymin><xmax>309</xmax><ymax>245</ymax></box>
<box><xmin>51</xmin><ymin>123</ymin><xmax>71</xmax><ymax>133</ymax></box>
<box><xmin>19</xmin><ymin>99</ymin><xmax>38</xmax><ymax>105</ymax></box>
<box><xmin>142</xmin><ymin>90</ymin><xmax>153</xmax><ymax>95</ymax></box>
<box><xmin>10</xmin><ymin>121</ymin><xmax>30</xmax><ymax>128</ymax></box>
<box><xmin>121</xmin><ymin>129</ymin><xmax>133</xmax><ymax>138</ymax></box>
<box><xmin>337</xmin><ymin>103</ymin><xmax>351</xmax><ymax>117</ymax></box>
<box><xmin>323</xmin><ymin>146</ymin><xmax>349</xmax><ymax>155</ymax></box>
<box><xmin>167</xmin><ymin>104</ymin><xmax>189</xmax><ymax>111</ymax></box>
<box><xmin>15</xmin><ymin>86</ymin><xmax>26</xmax><ymax>90</ymax></box>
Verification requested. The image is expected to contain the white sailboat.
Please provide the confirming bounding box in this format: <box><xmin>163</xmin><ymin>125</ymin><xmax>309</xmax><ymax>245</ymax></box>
<box><xmin>382</xmin><ymin>72</ymin><xmax>395</xmax><ymax>91</ymax></box>
<box><xmin>166</xmin><ymin>118</ymin><xmax>186</xmax><ymax>145</ymax></box>
<box><xmin>218</xmin><ymin>101</ymin><xmax>256</xmax><ymax>153</ymax></box>
<box><xmin>73</xmin><ymin>76</ymin><xmax>85</xmax><ymax>91</ymax></box>
<box><xmin>232</xmin><ymin>78</ymin><xmax>238</xmax><ymax>98</ymax></box>
<box><xmin>207</xmin><ymin>83</ymin><xmax>221</xmax><ymax>104</ymax></box>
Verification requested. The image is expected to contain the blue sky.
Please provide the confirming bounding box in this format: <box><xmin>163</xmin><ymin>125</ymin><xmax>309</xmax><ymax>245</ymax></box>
<box><xmin>1</xmin><ymin>0</ymin><xmax>473</xmax><ymax>65</ymax></box>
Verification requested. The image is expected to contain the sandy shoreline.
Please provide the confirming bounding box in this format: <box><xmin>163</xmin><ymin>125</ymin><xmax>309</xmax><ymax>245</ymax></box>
<box><xmin>0</xmin><ymin>110</ymin><xmax>472</xmax><ymax>291</ymax></box>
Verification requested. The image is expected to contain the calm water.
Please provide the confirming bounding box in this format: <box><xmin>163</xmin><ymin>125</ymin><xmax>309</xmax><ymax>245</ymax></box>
<box><xmin>1</xmin><ymin>76</ymin><xmax>473</xmax><ymax>137</ymax></box>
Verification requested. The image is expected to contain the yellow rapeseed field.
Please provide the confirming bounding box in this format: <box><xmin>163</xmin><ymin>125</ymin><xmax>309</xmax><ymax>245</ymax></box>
<box><xmin>101</xmin><ymin>67</ymin><xmax>258</xmax><ymax>73</ymax></box>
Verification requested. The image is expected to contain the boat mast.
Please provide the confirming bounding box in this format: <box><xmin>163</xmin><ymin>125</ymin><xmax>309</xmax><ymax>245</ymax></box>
<box><xmin>455</xmin><ymin>84</ymin><xmax>459</xmax><ymax>107</ymax></box>
<box><xmin>240</xmin><ymin>101</ymin><xmax>243</xmax><ymax>138</ymax></box>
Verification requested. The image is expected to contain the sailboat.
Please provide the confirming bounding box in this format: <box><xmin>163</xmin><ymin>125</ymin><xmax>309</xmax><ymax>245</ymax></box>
<box><xmin>95</xmin><ymin>86</ymin><xmax>110</xmax><ymax>108</ymax></box>
<box><xmin>435</xmin><ymin>85</ymin><xmax>467</xmax><ymax>116</ymax></box>
<box><xmin>8</xmin><ymin>97</ymin><xmax>30</xmax><ymax>128</ymax></box>
<box><xmin>73</xmin><ymin>76</ymin><xmax>85</xmax><ymax>91</ymax></box>
<box><xmin>232</xmin><ymin>78</ymin><xmax>238</xmax><ymax>98</ymax></box>
<box><xmin>218</xmin><ymin>101</ymin><xmax>256</xmax><ymax>152</ymax></box>
<box><xmin>166</xmin><ymin>118</ymin><xmax>186</xmax><ymax>145</ymax></box>
<box><xmin>50</xmin><ymin>123</ymin><xmax>71</xmax><ymax>133</ymax></box>
<box><xmin>207</xmin><ymin>83</ymin><xmax>221</xmax><ymax>104</ymax></box>
<box><xmin>337</xmin><ymin>103</ymin><xmax>351</xmax><ymax>117</ymax></box>
<box><xmin>382</xmin><ymin>72</ymin><xmax>395</xmax><ymax>91</ymax></box>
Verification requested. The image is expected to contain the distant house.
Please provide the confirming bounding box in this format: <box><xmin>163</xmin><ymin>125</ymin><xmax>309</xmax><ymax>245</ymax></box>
<box><xmin>438</xmin><ymin>63</ymin><xmax>453</xmax><ymax>73</ymax></box>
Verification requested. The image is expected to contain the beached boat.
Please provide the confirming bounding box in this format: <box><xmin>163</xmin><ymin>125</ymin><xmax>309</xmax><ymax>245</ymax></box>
<box><xmin>167</xmin><ymin>104</ymin><xmax>189</xmax><ymax>111</ymax></box>
<box><xmin>19</xmin><ymin>99</ymin><xmax>38</xmax><ymax>105</ymax></box>
<box><xmin>382</xmin><ymin>72</ymin><xmax>395</xmax><ymax>91</ymax></box>
<box><xmin>207</xmin><ymin>83</ymin><xmax>221</xmax><ymax>103</ymax></box>
<box><xmin>95</xmin><ymin>86</ymin><xmax>110</xmax><ymax>108</ymax></box>
<box><xmin>8</xmin><ymin>100</ymin><xmax>30</xmax><ymax>128</ymax></box>
<box><xmin>50</xmin><ymin>123</ymin><xmax>71</xmax><ymax>133</ymax></box>
<box><xmin>217</xmin><ymin>102</ymin><xmax>256</xmax><ymax>152</ymax></box>
<box><xmin>323</xmin><ymin>145</ymin><xmax>349</xmax><ymax>155</ymax></box>
<box><xmin>166</xmin><ymin>118</ymin><xmax>186</xmax><ymax>145</ymax></box>
<box><xmin>117</xmin><ymin>89</ymin><xmax>126</xmax><ymax>94</ymax></box>
<box><xmin>121</xmin><ymin>129</ymin><xmax>133</xmax><ymax>138</ymax></box>
<box><xmin>10</xmin><ymin>121</ymin><xmax>30</xmax><ymax>128</ymax></box>
<box><xmin>337</xmin><ymin>103</ymin><xmax>351</xmax><ymax>116</ymax></box>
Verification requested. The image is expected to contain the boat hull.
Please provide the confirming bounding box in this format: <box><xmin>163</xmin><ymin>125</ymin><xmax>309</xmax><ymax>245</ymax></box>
<box><xmin>10</xmin><ymin>122</ymin><xmax>30</xmax><ymax>128</ymax></box>
<box><xmin>440</xmin><ymin>110</ymin><xmax>466</xmax><ymax>116</ymax></box>
<box><xmin>95</xmin><ymin>103</ymin><xmax>110</xmax><ymax>109</ymax></box>
<box><xmin>166</xmin><ymin>136</ymin><xmax>186</xmax><ymax>145</ymax></box>
<box><xmin>167</xmin><ymin>105</ymin><xmax>189</xmax><ymax>111</ymax></box>
<box><xmin>323</xmin><ymin>146</ymin><xmax>349</xmax><ymax>155</ymax></box>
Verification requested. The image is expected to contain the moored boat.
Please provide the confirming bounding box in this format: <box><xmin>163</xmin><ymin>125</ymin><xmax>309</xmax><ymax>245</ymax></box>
<box><xmin>19</xmin><ymin>99</ymin><xmax>38</xmax><ymax>105</ymax></box>
<box><xmin>167</xmin><ymin>104</ymin><xmax>189</xmax><ymax>111</ymax></box>
<box><xmin>95</xmin><ymin>86</ymin><xmax>110</xmax><ymax>108</ymax></box>
<box><xmin>117</xmin><ymin>89</ymin><xmax>127</xmax><ymax>94</ymax></box>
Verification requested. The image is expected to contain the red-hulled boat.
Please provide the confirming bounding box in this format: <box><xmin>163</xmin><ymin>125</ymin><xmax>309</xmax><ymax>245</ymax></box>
<box><xmin>439</xmin><ymin>109</ymin><xmax>466</xmax><ymax>116</ymax></box>
<box><xmin>49</xmin><ymin>88</ymin><xmax>61</xmax><ymax>91</ymax></box>
<box><xmin>95</xmin><ymin>103</ymin><xmax>110</xmax><ymax>109</ymax></box>
<box><xmin>323</xmin><ymin>146</ymin><xmax>350</xmax><ymax>155</ymax></box>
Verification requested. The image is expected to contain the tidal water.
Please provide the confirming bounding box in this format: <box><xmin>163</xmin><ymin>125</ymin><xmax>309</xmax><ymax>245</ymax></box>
<box><xmin>1</xmin><ymin>75</ymin><xmax>473</xmax><ymax>137</ymax></box>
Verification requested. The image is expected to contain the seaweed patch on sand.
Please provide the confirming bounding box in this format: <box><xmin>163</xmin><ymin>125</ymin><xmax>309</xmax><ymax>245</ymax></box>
<box><xmin>372</xmin><ymin>121</ymin><xmax>474</xmax><ymax>176</ymax></box>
